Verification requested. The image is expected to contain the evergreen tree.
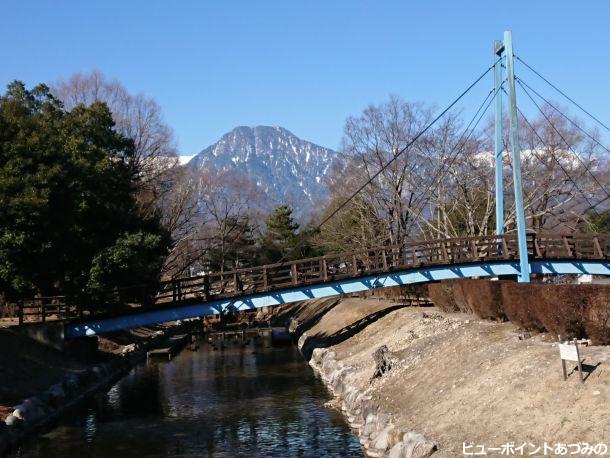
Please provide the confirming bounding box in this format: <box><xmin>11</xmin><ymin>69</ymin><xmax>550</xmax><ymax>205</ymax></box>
<box><xmin>585</xmin><ymin>210</ymin><xmax>610</xmax><ymax>234</ymax></box>
<box><xmin>258</xmin><ymin>205</ymin><xmax>314</xmax><ymax>264</ymax></box>
<box><xmin>0</xmin><ymin>81</ymin><xmax>170</xmax><ymax>303</ymax></box>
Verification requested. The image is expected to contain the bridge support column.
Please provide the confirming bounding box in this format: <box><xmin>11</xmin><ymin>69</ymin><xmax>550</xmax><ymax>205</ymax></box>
<box><xmin>504</xmin><ymin>30</ymin><xmax>531</xmax><ymax>283</ymax></box>
<box><xmin>494</xmin><ymin>40</ymin><xmax>505</xmax><ymax>236</ymax></box>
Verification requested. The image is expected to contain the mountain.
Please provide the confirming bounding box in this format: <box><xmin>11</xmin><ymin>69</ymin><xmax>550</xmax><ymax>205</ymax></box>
<box><xmin>188</xmin><ymin>126</ymin><xmax>339</xmax><ymax>219</ymax></box>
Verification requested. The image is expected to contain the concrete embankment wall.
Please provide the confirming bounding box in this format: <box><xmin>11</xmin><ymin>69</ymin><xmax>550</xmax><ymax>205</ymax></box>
<box><xmin>428</xmin><ymin>280</ymin><xmax>610</xmax><ymax>344</ymax></box>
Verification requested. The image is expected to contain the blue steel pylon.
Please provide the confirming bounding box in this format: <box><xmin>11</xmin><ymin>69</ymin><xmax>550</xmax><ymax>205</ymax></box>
<box><xmin>495</xmin><ymin>31</ymin><xmax>531</xmax><ymax>283</ymax></box>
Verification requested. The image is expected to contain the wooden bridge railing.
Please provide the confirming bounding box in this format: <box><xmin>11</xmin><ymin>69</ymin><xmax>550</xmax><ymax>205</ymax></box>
<box><xmin>17</xmin><ymin>296</ymin><xmax>72</xmax><ymax>325</ymax></box>
<box><xmin>14</xmin><ymin>232</ymin><xmax>610</xmax><ymax>324</ymax></box>
<box><xmin>156</xmin><ymin>232</ymin><xmax>610</xmax><ymax>305</ymax></box>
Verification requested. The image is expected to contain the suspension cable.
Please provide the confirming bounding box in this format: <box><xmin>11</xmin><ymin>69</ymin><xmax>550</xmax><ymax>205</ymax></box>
<box><xmin>515</xmin><ymin>103</ymin><xmax>600</xmax><ymax>216</ymax></box>
<box><xmin>516</xmin><ymin>78</ymin><xmax>610</xmax><ymax>201</ymax></box>
<box><xmin>501</xmin><ymin>86</ymin><xmax>607</xmax><ymax>232</ymax></box>
<box><xmin>515</xmin><ymin>55</ymin><xmax>610</xmax><ymax>133</ymax></box>
<box><xmin>274</xmin><ymin>62</ymin><xmax>499</xmax><ymax>264</ymax></box>
<box><xmin>406</xmin><ymin>82</ymin><xmax>502</xmax><ymax>235</ymax></box>
<box><xmin>517</xmin><ymin>77</ymin><xmax>610</xmax><ymax>156</ymax></box>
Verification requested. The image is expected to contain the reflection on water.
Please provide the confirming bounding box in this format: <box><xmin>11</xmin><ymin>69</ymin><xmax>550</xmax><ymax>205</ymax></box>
<box><xmin>14</xmin><ymin>337</ymin><xmax>362</xmax><ymax>457</ymax></box>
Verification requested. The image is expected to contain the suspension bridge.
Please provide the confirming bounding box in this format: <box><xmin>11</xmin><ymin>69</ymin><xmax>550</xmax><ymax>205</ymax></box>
<box><xmin>17</xmin><ymin>31</ymin><xmax>610</xmax><ymax>338</ymax></box>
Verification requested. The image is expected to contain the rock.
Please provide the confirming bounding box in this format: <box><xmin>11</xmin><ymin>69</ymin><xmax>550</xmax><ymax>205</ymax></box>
<box><xmin>46</xmin><ymin>384</ymin><xmax>66</xmax><ymax>408</ymax></box>
<box><xmin>288</xmin><ymin>318</ymin><xmax>299</xmax><ymax>334</ymax></box>
<box><xmin>518</xmin><ymin>331</ymin><xmax>532</xmax><ymax>341</ymax></box>
<box><xmin>323</xmin><ymin>350</ymin><xmax>336</xmax><ymax>362</ymax></box>
<box><xmin>49</xmin><ymin>383</ymin><xmax>65</xmax><ymax>397</ymax></box>
<box><xmin>390</xmin><ymin>432</ymin><xmax>437</xmax><ymax>458</ymax></box>
<box><xmin>360</xmin><ymin>413</ymin><xmax>378</xmax><ymax>438</ymax></box>
<box><xmin>12</xmin><ymin>397</ymin><xmax>46</xmax><ymax>423</ymax></box>
<box><xmin>371</xmin><ymin>345</ymin><xmax>392</xmax><ymax>379</ymax></box>
<box><xmin>64</xmin><ymin>374</ymin><xmax>80</xmax><ymax>392</ymax></box>
<box><xmin>389</xmin><ymin>441</ymin><xmax>408</xmax><ymax>458</ymax></box>
<box><xmin>375</xmin><ymin>412</ymin><xmax>390</xmax><ymax>432</ymax></box>
<box><xmin>121</xmin><ymin>343</ymin><xmax>137</xmax><ymax>355</ymax></box>
<box><xmin>370</xmin><ymin>424</ymin><xmax>396</xmax><ymax>453</ymax></box>
<box><xmin>403</xmin><ymin>431</ymin><xmax>437</xmax><ymax>458</ymax></box>
<box><xmin>4</xmin><ymin>415</ymin><xmax>21</xmax><ymax>427</ymax></box>
<box><xmin>329</xmin><ymin>366</ymin><xmax>351</xmax><ymax>396</ymax></box>
<box><xmin>298</xmin><ymin>333</ymin><xmax>308</xmax><ymax>352</ymax></box>
<box><xmin>421</xmin><ymin>311</ymin><xmax>443</xmax><ymax>320</ymax></box>
<box><xmin>360</xmin><ymin>399</ymin><xmax>379</xmax><ymax>423</ymax></box>
<box><xmin>92</xmin><ymin>365</ymin><xmax>107</xmax><ymax>379</ymax></box>
<box><xmin>321</xmin><ymin>358</ymin><xmax>337</xmax><ymax>378</ymax></box>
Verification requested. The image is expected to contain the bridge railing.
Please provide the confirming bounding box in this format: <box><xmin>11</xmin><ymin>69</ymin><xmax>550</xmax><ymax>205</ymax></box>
<box><xmin>17</xmin><ymin>296</ymin><xmax>71</xmax><ymax>325</ymax></box>
<box><xmin>156</xmin><ymin>233</ymin><xmax>609</xmax><ymax>306</ymax></box>
<box><xmin>14</xmin><ymin>233</ymin><xmax>610</xmax><ymax>323</ymax></box>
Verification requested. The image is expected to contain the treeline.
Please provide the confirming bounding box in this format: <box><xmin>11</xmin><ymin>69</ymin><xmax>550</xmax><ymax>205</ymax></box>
<box><xmin>1</xmin><ymin>72</ymin><xmax>609</xmax><ymax>304</ymax></box>
<box><xmin>0</xmin><ymin>75</ymin><xmax>319</xmax><ymax>303</ymax></box>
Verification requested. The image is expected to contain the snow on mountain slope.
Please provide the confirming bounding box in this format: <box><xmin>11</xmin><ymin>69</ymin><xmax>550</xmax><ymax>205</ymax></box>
<box><xmin>189</xmin><ymin>126</ymin><xmax>339</xmax><ymax>219</ymax></box>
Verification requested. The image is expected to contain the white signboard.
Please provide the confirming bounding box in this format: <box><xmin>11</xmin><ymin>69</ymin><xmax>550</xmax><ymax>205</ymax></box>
<box><xmin>559</xmin><ymin>343</ymin><xmax>579</xmax><ymax>362</ymax></box>
<box><xmin>558</xmin><ymin>338</ymin><xmax>584</xmax><ymax>382</ymax></box>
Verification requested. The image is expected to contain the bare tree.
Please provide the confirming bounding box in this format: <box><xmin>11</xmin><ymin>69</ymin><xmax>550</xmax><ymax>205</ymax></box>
<box><xmin>51</xmin><ymin>71</ymin><xmax>207</xmax><ymax>277</ymax></box>
<box><xmin>339</xmin><ymin>95</ymin><xmax>435</xmax><ymax>246</ymax></box>
<box><xmin>322</xmin><ymin>97</ymin><xmax>608</xmax><ymax>250</ymax></box>
<box><xmin>158</xmin><ymin>165</ymin><xmax>202</xmax><ymax>276</ymax></box>
<box><xmin>52</xmin><ymin>70</ymin><xmax>178</xmax><ymax>213</ymax></box>
<box><xmin>186</xmin><ymin>168</ymin><xmax>263</xmax><ymax>272</ymax></box>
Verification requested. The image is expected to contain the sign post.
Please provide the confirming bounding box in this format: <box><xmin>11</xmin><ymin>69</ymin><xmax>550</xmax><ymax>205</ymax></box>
<box><xmin>558</xmin><ymin>336</ymin><xmax>584</xmax><ymax>383</ymax></box>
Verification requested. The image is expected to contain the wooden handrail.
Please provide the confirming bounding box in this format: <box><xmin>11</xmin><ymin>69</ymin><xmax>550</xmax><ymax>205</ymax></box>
<box><xmin>15</xmin><ymin>232</ymin><xmax>610</xmax><ymax>324</ymax></box>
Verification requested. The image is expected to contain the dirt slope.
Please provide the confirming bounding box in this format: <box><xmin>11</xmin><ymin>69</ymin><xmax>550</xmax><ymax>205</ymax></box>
<box><xmin>299</xmin><ymin>300</ymin><xmax>610</xmax><ymax>456</ymax></box>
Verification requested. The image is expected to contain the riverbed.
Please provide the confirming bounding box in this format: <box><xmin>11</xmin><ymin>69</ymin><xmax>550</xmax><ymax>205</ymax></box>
<box><xmin>12</xmin><ymin>336</ymin><xmax>362</xmax><ymax>457</ymax></box>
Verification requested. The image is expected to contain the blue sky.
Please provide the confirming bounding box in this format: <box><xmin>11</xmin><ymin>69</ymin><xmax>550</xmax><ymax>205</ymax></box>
<box><xmin>2</xmin><ymin>1</ymin><xmax>609</xmax><ymax>155</ymax></box>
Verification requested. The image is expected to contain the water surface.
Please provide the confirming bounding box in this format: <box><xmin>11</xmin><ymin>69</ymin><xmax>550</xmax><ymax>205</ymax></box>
<box><xmin>14</xmin><ymin>337</ymin><xmax>362</xmax><ymax>457</ymax></box>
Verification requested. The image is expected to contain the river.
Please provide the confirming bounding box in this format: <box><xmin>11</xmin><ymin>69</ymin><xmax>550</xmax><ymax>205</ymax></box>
<box><xmin>13</xmin><ymin>336</ymin><xmax>362</xmax><ymax>457</ymax></box>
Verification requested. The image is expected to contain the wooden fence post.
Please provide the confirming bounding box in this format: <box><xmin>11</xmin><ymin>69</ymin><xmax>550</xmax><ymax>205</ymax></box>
<box><xmin>501</xmin><ymin>237</ymin><xmax>510</xmax><ymax>259</ymax></box>
<box><xmin>18</xmin><ymin>300</ymin><xmax>24</xmax><ymax>325</ymax></box>
<box><xmin>203</xmin><ymin>275</ymin><xmax>210</xmax><ymax>299</ymax></box>
<box><xmin>470</xmin><ymin>240</ymin><xmax>478</xmax><ymax>260</ymax></box>
<box><xmin>440</xmin><ymin>243</ymin><xmax>449</xmax><ymax>263</ymax></box>
<box><xmin>291</xmin><ymin>264</ymin><xmax>298</xmax><ymax>285</ymax></box>
<box><xmin>533</xmin><ymin>236</ymin><xmax>542</xmax><ymax>258</ymax></box>
<box><xmin>262</xmin><ymin>267</ymin><xmax>268</xmax><ymax>290</ymax></box>
<box><xmin>562</xmin><ymin>236</ymin><xmax>573</xmax><ymax>257</ymax></box>
<box><xmin>593</xmin><ymin>237</ymin><xmax>604</xmax><ymax>258</ymax></box>
<box><xmin>321</xmin><ymin>258</ymin><xmax>328</xmax><ymax>281</ymax></box>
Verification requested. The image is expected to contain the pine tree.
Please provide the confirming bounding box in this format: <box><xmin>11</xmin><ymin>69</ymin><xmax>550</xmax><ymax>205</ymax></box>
<box><xmin>258</xmin><ymin>205</ymin><xmax>302</xmax><ymax>264</ymax></box>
